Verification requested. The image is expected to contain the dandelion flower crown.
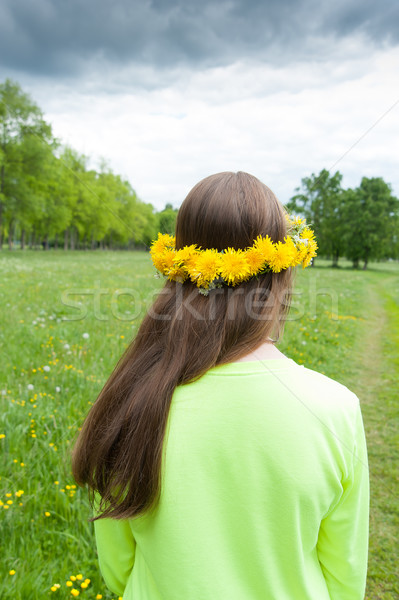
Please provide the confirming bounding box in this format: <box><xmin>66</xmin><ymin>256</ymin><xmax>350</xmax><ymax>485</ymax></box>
<box><xmin>150</xmin><ymin>213</ymin><xmax>317</xmax><ymax>295</ymax></box>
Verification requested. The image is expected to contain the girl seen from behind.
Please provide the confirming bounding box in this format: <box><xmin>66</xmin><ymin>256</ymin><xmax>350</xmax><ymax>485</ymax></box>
<box><xmin>72</xmin><ymin>171</ymin><xmax>369</xmax><ymax>600</ymax></box>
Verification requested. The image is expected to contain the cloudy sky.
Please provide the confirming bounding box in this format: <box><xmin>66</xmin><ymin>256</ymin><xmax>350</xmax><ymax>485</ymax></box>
<box><xmin>1</xmin><ymin>0</ymin><xmax>399</xmax><ymax>210</ymax></box>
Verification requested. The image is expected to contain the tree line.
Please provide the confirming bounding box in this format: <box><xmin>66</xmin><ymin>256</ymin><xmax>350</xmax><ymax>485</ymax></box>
<box><xmin>0</xmin><ymin>79</ymin><xmax>177</xmax><ymax>251</ymax></box>
<box><xmin>286</xmin><ymin>170</ymin><xmax>399</xmax><ymax>269</ymax></box>
<box><xmin>1</xmin><ymin>79</ymin><xmax>398</xmax><ymax>267</ymax></box>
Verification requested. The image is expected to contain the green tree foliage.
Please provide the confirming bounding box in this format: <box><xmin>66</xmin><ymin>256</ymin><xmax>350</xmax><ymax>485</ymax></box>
<box><xmin>343</xmin><ymin>178</ymin><xmax>399</xmax><ymax>269</ymax></box>
<box><xmin>286</xmin><ymin>169</ymin><xmax>344</xmax><ymax>266</ymax></box>
<box><xmin>287</xmin><ymin>170</ymin><xmax>399</xmax><ymax>269</ymax></box>
<box><xmin>0</xmin><ymin>78</ymin><xmax>53</xmax><ymax>249</ymax></box>
<box><xmin>0</xmin><ymin>79</ymin><xmax>165</xmax><ymax>251</ymax></box>
<box><xmin>158</xmin><ymin>203</ymin><xmax>178</xmax><ymax>234</ymax></box>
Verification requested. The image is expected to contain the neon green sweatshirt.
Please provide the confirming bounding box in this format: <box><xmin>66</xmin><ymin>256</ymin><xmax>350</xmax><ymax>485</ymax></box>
<box><xmin>93</xmin><ymin>358</ymin><xmax>369</xmax><ymax>600</ymax></box>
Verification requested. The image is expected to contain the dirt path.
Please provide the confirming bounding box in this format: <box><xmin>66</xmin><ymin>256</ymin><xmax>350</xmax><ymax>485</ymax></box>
<box><xmin>355</xmin><ymin>275</ymin><xmax>399</xmax><ymax>600</ymax></box>
<box><xmin>350</xmin><ymin>280</ymin><xmax>387</xmax><ymax>404</ymax></box>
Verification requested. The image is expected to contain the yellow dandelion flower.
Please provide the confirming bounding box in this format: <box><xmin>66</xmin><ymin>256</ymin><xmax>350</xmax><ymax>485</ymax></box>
<box><xmin>66</xmin><ymin>581</ymin><xmax>73</xmax><ymax>587</ymax></box>
<box><xmin>150</xmin><ymin>250</ymin><xmax>167</xmax><ymax>273</ymax></box>
<box><xmin>95</xmin><ymin>595</ymin><xmax>103</xmax><ymax>599</ymax></box>
<box><xmin>166</xmin><ymin>265</ymin><xmax>187</xmax><ymax>282</ymax></box>
<box><xmin>150</xmin><ymin>233</ymin><xmax>175</xmax><ymax>255</ymax></box>
<box><xmin>300</xmin><ymin>227</ymin><xmax>315</xmax><ymax>241</ymax></box>
<box><xmin>0</xmin><ymin>434</ymin><xmax>5</xmax><ymax>439</ymax></box>
<box><xmin>71</xmin><ymin>590</ymin><xmax>80</xmax><ymax>597</ymax></box>
<box><xmin>245</xmin><ymin>247</ymin><xmax>267</xmax><ymax>275</ymax></box>
<box><xmin>284</xmin><ymin>236</ymin><xmax>302</xmax><ymax>267</ymax></box>
<box><xmin>254</xmin><ymin>235</ymin><xmax>276</xmax><ymax>264</ymax></box>
<box><xmin>302</xmin><ymin>239</ymin><xmax>318</xmax><ymax>268</ymax></box>
<box><xmin>296</xmin><ymin>241</ymin><xmax>309</xmax><ymax>265</ymax></box>
<box><xmin>76</xmin><ymin>574</ymin><xmax>83</xmax><ymax>581</ymax></box>
<box><xmin>269</xmin><ymin>240</ymin><xmax>295</xmax><ymax>273</ymax></box>
<box><xmin>292</xmin><ymin>216</ymin><xmax>304</xmax><ymax>226</ymax></box>
<box><xmin>188</xmin><ymin>249</ymin><xmax>222</xmax><ymax>287</ymax></box>
<box><xmin>173</xmin><ymin>244</ymin><xmax>198</xmax><ymax>267</ymax></box>
<box><xmin>157</xmin><ymin>249</ymin><xmax>187</xmax><ymax>281</ymax></box>
<box><xmin>45</xmin><ymin>511</ymin><xmax>51</xmax><ymax>517</ymax></box>
<box><xmin>9</xmin><ymin>570</ymin><xmax>16</xmax><ymax>576</ymax></box>
<box><xmin>219</xmin><ymin>248</ymin><xmax>251</xmax><ymax>285</ymax></box>
<box><xmin>155</xmin><ymin>248</ymin><xmax>177</xmax><ymax>276</ymax></box>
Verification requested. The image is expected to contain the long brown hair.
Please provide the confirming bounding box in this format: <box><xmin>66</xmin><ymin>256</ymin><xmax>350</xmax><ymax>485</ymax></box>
<box><xmin>72</xmin><ymin>171</ymin><xmax>293</xmax><ymax>520</ymax></box>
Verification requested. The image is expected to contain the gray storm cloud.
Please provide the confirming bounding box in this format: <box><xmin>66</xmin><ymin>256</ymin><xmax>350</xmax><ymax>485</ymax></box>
<box><xmin>1</xmin><ymin>0</ymin><xmax>398</xmax><ymax>78</ymax></box>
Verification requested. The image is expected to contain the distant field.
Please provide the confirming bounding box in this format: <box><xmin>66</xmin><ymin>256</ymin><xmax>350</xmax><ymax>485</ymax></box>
<box><xmin>0</xmin><ymin>250</ymin><xmax>398</xmax><ymax>600</ymax></box>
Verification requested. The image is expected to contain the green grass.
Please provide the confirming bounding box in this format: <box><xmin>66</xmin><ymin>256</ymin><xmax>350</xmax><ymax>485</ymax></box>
<box><xmin>0</xmin><ymin>250</ymin><xmax>398</xmax><ymax>599</ymax></box>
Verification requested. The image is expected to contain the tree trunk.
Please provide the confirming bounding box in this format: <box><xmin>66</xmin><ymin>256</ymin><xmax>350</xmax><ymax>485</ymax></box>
<box><xmin>363</xmin><ymin>249</ymin><xmax>369</xmax><ymax>270</ymax></box>
<box><xmin>44</xmin><ymin>232</ymin><xmax>49</xmax><ymax>250</ymax></box>
<box><xmin>64</xmin><ymin>229</ymin><xmax>69</xmax><ymax>250</ymax></box>
<box><xmin>352</xmin><ymin>258</ymin><xmax>359</xmax><ymax>269</ymax></box>
<box><xmin>54</xmin><ymin>232</ymin><xmax>59</xmax><ymax>250</ymax></box>
<box><xmin>70</xmin><ymin>227</ymin><xmax>75</xmax><ymax>250</ymax></box>
<box><xmin>21</xmin><ymin>229</ymin><xmax>26</xmax><ymax>250</ymax></box>
<box><xmin>91</xmin><ymin>231</ymin><xmax>96</xmax><ymax>250</ymax></box>
<box><xmin>31</xmin><ymin>229</ymin><xmax>37</xmax><ymax>250</ymax></box>
<box><xmin>8</xmin><ymin>219</ymin><xmax>14</xmax><ymax>250</ymax></box>
<box><xmin>332</xmin><ymin>252</ymin><xmax>339</xmax><ymax>268</ymax></box>
<box><xmin>100</xmin><ymin>239</ymin><xmax>104</xmax><ymax>250</ymax></box>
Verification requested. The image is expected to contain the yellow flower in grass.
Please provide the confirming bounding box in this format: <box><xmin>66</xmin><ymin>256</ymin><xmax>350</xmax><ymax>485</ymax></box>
<box><xmin>220</xmin><ymin>248</ymin><xmax>251</xmax><ymax>285</ymax></box>
<box><xmin>188</xmin><ymin>249</ymin><xmax>222</xmax><ymax>287</ymax></box>
<box><xmin>253</xmin><ymin>235</ymin><xmax>275</xmax><ymax>265</ymax></box>
<box><xmin>245</xmin><ymin>247</ymin><xmax>267</xmax><ymax>275</ymax></box>
<box><xmin>269</xmin><ymin>239</ymin><xmax>295</xmax><ymax>272</ymax></box>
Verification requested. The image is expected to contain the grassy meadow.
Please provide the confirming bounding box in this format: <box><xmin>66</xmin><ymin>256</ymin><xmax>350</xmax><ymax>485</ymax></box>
<box><xmin>0</xmin><ymin>250</ymin><xmax>398</xmax><ymax>599</ymax></box>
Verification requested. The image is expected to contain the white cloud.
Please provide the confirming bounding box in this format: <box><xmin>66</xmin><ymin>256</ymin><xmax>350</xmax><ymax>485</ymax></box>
<box><xmin>15</xmin><ymin>41</ymin><xmax>399</xmax><ymax>210</ymax></box>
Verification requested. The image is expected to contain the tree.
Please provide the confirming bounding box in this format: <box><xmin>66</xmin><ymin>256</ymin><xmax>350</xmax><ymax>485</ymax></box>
<box><xmin>343</xmin><ymin>177</ymin><xmax>399</xmax><ymax>269</ymax></box>
<box><xmin>0</xmin><ymin>79</ymin><xmax>53</xmax><ymax>249</ymax></box>
<box><xmin>286</xmin><ymin>169</ymin><xmax>344</xmax><ymax>266</ymax></box>
<box><xmin>158</xmin><ymin>203</ymin><xmax>178</xmax><ymax>235</ymax></box>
